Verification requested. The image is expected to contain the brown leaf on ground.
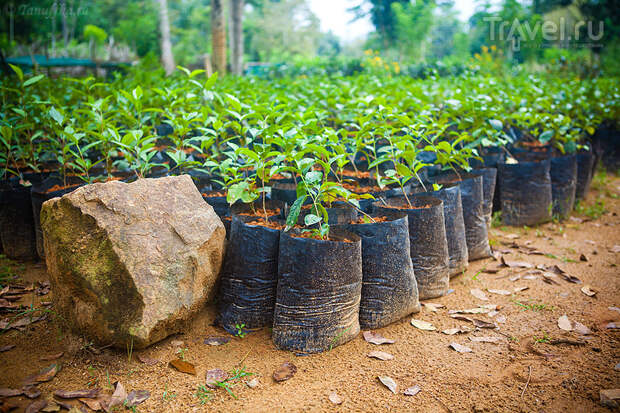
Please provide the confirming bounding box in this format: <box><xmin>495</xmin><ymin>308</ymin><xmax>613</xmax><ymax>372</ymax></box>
<box><xmin>422</xmin><ymin>302</ymin><xmax>444</xmax><ymax>312</ymax></box>
<box><xmin>39</xmin><ymin>352</ymin><xmax>63</xmax><ymax>361</ymax></box>
<box><xmin>600</xmin><ymin>389</ymin><xmax>620</xmax><ymax>408</ymax></box>
<box><xmin>487</xmin><ymin>289</ymin><xmax>511</xmax><ymax>296</ymax></box>
<box><xmin>125</xmin><ymin>390</ymin><xmax>150</xmax><ymax>407</ymax></box>
<box><xmin>449</xmin><ymin>342</ymin><xmax>473</xmax><ymax>353</ymax></box>
<box><xmin>514</xmin><ymin>286</ymin><xmax>529</xmax><ymax>293</ymax></box>
<box><xmin>24</xmin><ymin>399</ymin><xmax>47</xmax><ymax>413</ymax></box>
<box><xmin>546</xmin><ymin>265</ymin><xmax>581</xmax><ymax>283</ymax></box>
<box><xmin>367</xmin><ymin>351</ymin><xmax>394</xmax><ymax>360</ymax></box>
<box><xmin>362</xmin><ymin>331</ymin><xmax>395</xmax><ymax>345</ymax></box>
<box><xmin>328</xmin><ymin>391</ymin><xmax>343</xmax><ymax>405</ymax></box>
<box><xmin>404</xmin><ymin>385</ymin><xmax>421</xmax><ymax>396</ymax></box>
<box><xmin>168</xmin><ymin>359</ymin><xmax>196</xmax><ymax>375</ymax></box>
<box><xmin>558</xmin><ymin>315</ymin><xmax>573</xmax><ymax>331</ymax></box>
<box><xmin>0</xmin><ymin>388</ymin><xmax>23</xmax><ymax>397</ymax></box>
<box><xmin>573</xmin><ymin>322</ymin><xmax>592</xmax><ymax>335</ymax></box>
<box><xmin>54</xmin><ymin>389</ymin><xmax>100</xmax><ymax>399</ymax></box>
<box><xmin>205</xmin><ymin>369</ymin><xmax>228</xmax><ymax>388</ymax></box>
<box><xmin>79</xmin><ymin>398</ymin><xmax>102</xmax><ymax>411</ymax></box>
<box><xmin>469</xmin><ymin>336</ymin><xmax>501</xmax><ymax>343</ymax></box>
<box><xmin>137</xmin><ymin>354</ymin><xmax>159</xmax><ymax>365</ymax></box>
<box><xmin>246</xmin><ymin>377</ymin><xmax>259</xmax><ymax>388</ymax></box>
<box><xmin>410</xmin><ymin>319</ymin><xmax>436</xmax><ymax>331</ymax></box>
<box><xmin>273</xmin><ymin>362</ymin><xmax>297</xmax><ymax>382</ymax></box>
<box><xmin>473</xmin><ymin>319</ymin><xmax>496</xmax><ymax>329</ymax></box>
<box><xmin>0</xmin><ymin>344</ymin><xmax>15</xmax><ymax>353</ymax></box>
<box><xmin>41</xmin><ymin>400</ymin><xmax>61</xmax><ymax>412</ymax></box>
<box><xmin>501</xmin><ymin>256</ymin><xmax>533</xmax><ymax>268</ymax></box>
<box><xmin>22</xmin><ymin>386</ymin><xmax>41</xmax><ymax>399</ymax></box>
<box><xmin>442</xmin><ymin>327</ymin><xmax>471</xmax><ymax>335</ymax></box>
<box><xmin>0</xmin><ymin>315</ymin><xmax>46</xmax><ymax>330</ymax></box>
<box><xmin>102</xmin><ymin>382</ymin><xmax>127</xmax><ymax>413</ymax></box>
<box><xmin>581</xmin><ymin>285</ymin><xmax>597</xmax><ymax>297</ymax></box>
<box><xmin>204</xmin><ymin>336</ymin><xmax>230</xmax><ymax>346</ymax></box>
<box><xmin>470</xmin><ymin>288</ymin><xmax>489</xmax><ymax>301</ymax></box>
<box><xmin>378</xmin><ymin>376</ymin><xmax>397</xmax><ymax>394</ymax></box>
<box><xmin>23</xmin><ymin>363</ymin><xmax>61</xmax><ymax>385</ymax></box>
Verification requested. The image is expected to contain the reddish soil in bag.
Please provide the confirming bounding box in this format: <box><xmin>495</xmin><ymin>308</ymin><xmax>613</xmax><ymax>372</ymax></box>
<box><xmin>0</xmin><ymin>174</ymin><xmax>619</xmax><ymax>412</ymax></box>
<box><xmin>341</xmin><ymin>182</ymin><xmax>383</xmax><ymax>193</ymax></box>
<box><xmin>246</xmin><ymin>218</ymin><xmax>286</xmax><ymax>230</ymax></box>
<box><xmin>381</xmin><ymin>202</ymin><xmax>432</xmax><ymax>210</ymax></box>
<box><xmin>43</xmin><ymin>183</ymin><xmax>81</xmax><ymax>194</ymax></box>
<box><xmin>352</xmin><ymin>215</ymin><xmax>390</xmax><ymax>224</ymax></box>
<box><xmin>202</xmin><ymin>191</ymin><xmax>227</xmax><ymax>197</ymax></box>
<box><xmin>288</xmin><ymin>231</ymin><xmax>355</xmax><ymax>243</ymax></box>
<box><xmin>237</xmin><ymin>208</ymin><xmax>281</xmax><ymax>217</ymax></box>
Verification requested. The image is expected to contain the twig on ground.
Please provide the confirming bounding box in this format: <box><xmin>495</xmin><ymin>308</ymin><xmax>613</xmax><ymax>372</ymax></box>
<box><xmin>521</xmin><ymin>366</ymin><xmax>532</xmax><ymax>398</ymax></box>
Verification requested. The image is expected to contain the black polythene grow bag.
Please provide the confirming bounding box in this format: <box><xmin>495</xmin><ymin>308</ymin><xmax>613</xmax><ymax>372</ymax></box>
<box><xmin>0</xmin><ymin>176</ymin><xmax>40</xmax><ymax>260</ymax></box>
<box><xmin>270</xmin><ymin>182</ymin><xmax>299</xmax><ymax>205</ymax></box>
<box><xmin>299</xmin><ymin>203</ymin><xmax>357</xmax><ymax>225</ymax></box>
<box><xmin>31</xmin><ymin>176</ymin><xmax>85</xmax><ymax>259</ymax></box>
<box><xmin>272</xmin><ymin>228</ymin><xmax>362</xmax><ymax>353</ymax></box>
<box><xmin>575</xmin><ymin>150</ymin><xmax>594</xmax><ymax>201</ymax></box>
<box><xmin>433</xmin><ymin>173</ymin><xmax>491</xmax><ymax>261</ymax></box>
<box><xmin>473</xmin><ymin>167</ymin><xmax>497</xmax><ymax>229</ymax></box>
<box><xmin>216</xmin><ymin>215</ymin><xmax>282</xmax><ymax>333</ymax></box>
<box><xmin>498</xmin><ymin>159</ymin><xmax>553</xmax><ymax>226</ymax></box>
<box><xmin>412</xmin><ymin>185</ymin><xmax>467</xmax><ymax>277</ymax></box>
<box><xmin>550</xmin><ymin>154</ymin><xmax>577</xmax><ymax>219</ymax></box>
<box><xmin>339</xmin><ymin>214</ymin><xmax>420</xmax><ymax>329</ymax></box>
<box><xmin>373</xmin><ymin>196</ymin><xmax>449</xmax><ymax>300</ymax></box>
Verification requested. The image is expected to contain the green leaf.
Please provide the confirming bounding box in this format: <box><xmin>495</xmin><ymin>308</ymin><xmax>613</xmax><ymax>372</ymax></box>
<box><xmin>305</xmin><ymin>171</ymin><xmax>322</xmax><ymax>186</ymax></box>
<box><xmin>23</xmin><ymin>74</ymin><xmax>45</xmax><ymax>87</ymax></box>
<box><xmin>9</xmin><ymin>64</ymin><xmax>23</xmax><ymax>82</ymax></box>
<box><xmin>285</xmin><ymin>195</ymin><xmax>307</xmax><ymax>231</ymax></box>
<box><xmin>539</xmin><ymin>130</ymin><xmax>554</xmax><ymax>143</ymax></box>
<box><xmin>488</xmin><ymin>119</ymin><xmax>503</xmax><ymax>131</ymax></box>
<box><xmin>395</xmin><ymin>163</ymin><xmax>412</xmax><ymax>177</ymax></box>
<box><xmin>304</xmin><ymin>213</ymin><xmax>322</xmax><ymax>226</ymax></box>
<box><xmin>48</xmin><ymin>107</ymin><xmax>64</xmax><ymax>126</ymax></box>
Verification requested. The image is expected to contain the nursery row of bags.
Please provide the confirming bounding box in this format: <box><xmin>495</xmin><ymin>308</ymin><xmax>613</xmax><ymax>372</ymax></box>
<box><xmin>214</xmin><ymin>147</ymin><xmax>596</xmax><ymax>353</ymax></box>
<box><xmin>0</xmin><ymin>144</ymin><xmax>597</xmax><ymax>264</ymax></box>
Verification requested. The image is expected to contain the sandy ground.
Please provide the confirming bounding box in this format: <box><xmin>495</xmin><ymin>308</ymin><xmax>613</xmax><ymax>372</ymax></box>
<box><xmin>1</xmin><ymin>172</ymin><xmax>619</xmax><ymax>413</ymax></box>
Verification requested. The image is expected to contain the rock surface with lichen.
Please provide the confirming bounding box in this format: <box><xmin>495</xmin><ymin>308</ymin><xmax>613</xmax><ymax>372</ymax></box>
<box><xmin>41</xmin><ymin>175</ymin><xmax>226</xmax><ymax>348</ymax></box>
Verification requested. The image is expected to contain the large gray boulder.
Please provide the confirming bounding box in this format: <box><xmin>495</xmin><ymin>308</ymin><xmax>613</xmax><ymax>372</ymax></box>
<box><xmin>41</xmin><ymin>175</ymin><xmax>226</xmax><ymax>348</ymax></box>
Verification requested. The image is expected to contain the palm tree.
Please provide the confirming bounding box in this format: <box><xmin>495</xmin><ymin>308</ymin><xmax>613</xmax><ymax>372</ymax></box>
<box><xmin>231</xmin><ymin>0</ymin><xmax>244</xmax><ymax>75</ymax></box>
<box><xmin>212</xmin><ymin>0</ymin><xmax>227</xmax><ymax>74</ymax></box>
<box><xmin>157</xmin><ymin>0</ymin><xmax>175</xmax><ymax>75</ymax></box>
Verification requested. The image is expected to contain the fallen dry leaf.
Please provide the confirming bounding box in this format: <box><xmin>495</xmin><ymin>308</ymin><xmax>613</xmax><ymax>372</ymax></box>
<box><xmin>581</xmin><ymin>285</ymin><xmax>597</xmax><ymax>297</ymax></box>
<box><xmin>473</xmin><ymin>319</ymin><xmax>496</xmax><ymax>329</ymax></box>
<box><xmin>328</xmin><ymin>391</ymin><xmax>343</xmax><ymax>405</ymax></box>
<box><xmin>449</xmin><ymin>342</ymin><xmax>473</xmax><ymax>353</ymax></box>
<box><xmin>469</xmin><ymin>336</ymin><xmax>501</xmax><ymax>343</ymax></box>
<box><xmin>104</xmin><ymin>382</ymin><xmax>127</xmax><ymax>413</ymax></box>
<box><xmin>606</xmin><ymin>322</ymin><xmax>620</xmax><ymax>329</ymax></box>
<box><xmin>204</xmin><ymin>336</ymin><xmax>230</xmax><ymax>346</ymax></box>
<box><xmin>558</xmin><ymin>315</ymin><xmax>572</xmax><ymax>331</ymax></box>
<box><xmin>0</xmin><ymin>344</ymin><xmax>15</xmax><ymax>352</ymax></box>
<box><xmin>22</xmin><ymin>386</ymin><xmax>41</xmax><ymax>399</ymax></box>
<box><xmin>367</xmin><ymin>351</ymin><xmax>394</xmax><ymax>360</ymax></box>
<box><xmin>168</xmin><ymin>359</ymin><xmax>196</xmax><ymax>375</ymax></box>
<box><xmin>573</xmin><ymin>322</ymin><xmax>592</xmax><ymax>335</ymax></box>
<box><xmin>40</xmin><ymin>352</ymin><xmax>63</xmax><ymax>362</ymax></box>
<box><xmin>513</xmin><ymin>286</ymin><xmax>529</xmax><ymax>293</ymax></box>
<box><xmin>79</xmin><ymin>398</ymin><xmax>102</xmax><ymax>411</ymax></box>
<box><xmin>422</xmin><ymin>302</ymin><xmax>445</xmax><ymax>312</ymax></box>
<box><xmin>25</xmin><ymin>399</ymin><xmax>47</xmax><ymax>413</ymax></box>
<box><xmin>23</xmin><ymin>363</ymin><xmax>61</xmax><ymax>385</ymax></box>
<box><xmin>501</xmin><ymin>256</ymin><xmax>533</xmax><ymax>269</ymax></box>
<box><xmin>205</xmin><ymin>369</ymin><xmax>229</xmax><ymax>388</ymax></box>
<box><xmin>137</xmin><ymin>354</ymin><xmax>159</xmax><ymax>365</ymax></box>
<box><xmin>273</xmin><ymin>362</ymin><xmax>297</xmax><ymax>382</ymax></box>
<box><xmin>470</xmin><ymin>288</ymin><xmax>489</xmax><ymax>301</ymax></box>
<box><xmin>487</xmin><ymin>289</ymin><xmax>511</xmax><ymax>296</ymax></box>
<box><xmin>0</xmin><ymin>388</ymin><xmax>22</xmax><ymax>397</ymax></box>
<box><xmin>442</xmin><ymin>327</ymin><xmax>470</xmax><ymax>335</ymax></box>
<box><xmin>246</xmin><ymin>377</ymin><xmax>259</xmax><ymax>388</ymax></box>
<box><xmin>600</xmin><ymin>389</ymin><xmax>620</xmax><ymax>408</ymax></box>
<box><xmin>362</xmin><ymin>331</ymin><xmax>395</xmax><ymax>345</ymax></box>
<box><xmin>611</xmin><ymin>245</ymin><xmax>620</xmax><ymax>253</ymax></box>
<box><xmin>125</xmin><ymin>390</ymin><xmax>150</xmax><ymax>407</ymax></box>
<box><xmin>609</xmin><ymin>307</ymin><xmax>620</xmax><ymax>314</ymax></box>
<box><xmin>404</xmin><ymin>385</ymin><xmax>421</xmax><ymax>396</ymax></box>
<box><xmin>546</xmin><ymin>265</ymin><xmax>581</xmax><ymax>283</ymax></box>
<box><xmin>378</xmin><ymin>376</ymin><xmax>397</xmax><ymax>394</ymax></box>
<box><xmin>41</xmin><ymin>401</ymin><xmax>61</xmax><ymax>412</ymax></box>
<box><xmin>410</xmin><ymin>319</ymin><xmax>436</xmax><ymax>331</ymax></box>
<box><xmin>54</xmin><ymin>389</ymin><xmax>101</xmax><ymax>399</ymax></box>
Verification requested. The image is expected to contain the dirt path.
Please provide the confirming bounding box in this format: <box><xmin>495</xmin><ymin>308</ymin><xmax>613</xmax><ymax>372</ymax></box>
<box><xmin>1</xmin><ymin>173</ymin><xmax>619</xmax><ymax>412</ymax></box>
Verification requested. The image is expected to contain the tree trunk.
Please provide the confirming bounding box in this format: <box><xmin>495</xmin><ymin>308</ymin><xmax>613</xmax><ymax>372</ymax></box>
<box><xmin>157</xmin><ymin>0</ymin><xmax>176</xmax><ymax>76</ymax></box>
<box><xmin>231</xmin><ymin>0</ymin><xmax>244</xmax><ymax>75</ymax></box>
<box><xmin>211</xmin><ymin>0</ymin><xmax>227</xmax><ymax>74</ymax></box>
<box><xmin>61</xmin><ymin>0</ymin><xmax>69</xmax><ymax>51</ymax></box>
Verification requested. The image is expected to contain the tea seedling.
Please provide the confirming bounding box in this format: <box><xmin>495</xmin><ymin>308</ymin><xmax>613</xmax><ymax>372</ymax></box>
<box><xmin>513</xmin><ymin>300</ymin><xmax>554</xmax><ymax>312</ymax></box>
<box><xmin>211</xmin><ymin>366</ymin><xmax>254</xmax><ymax>399</ymax></box>
<box><xmin>533</xmin><ymin>331</ymin><xmax>551</xmax><ymax>344</ymax></box>
<box><xmin>176</xmin><ymin>347</ymin><xmax>188</xmax><ymax>361</ymax></box>
<box><xmin>234</xmin><ymin>323</ymin><xmax>247</xmax><ymax>338</ymax></box>
<box><xmin>162</xmin><ymin>385</ymin><xmax>177</xmax><ymax>401</ymax></box>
